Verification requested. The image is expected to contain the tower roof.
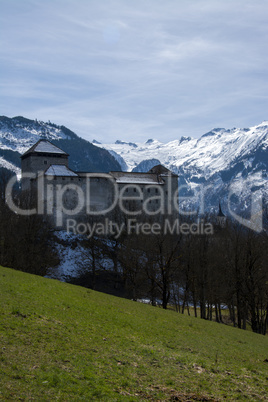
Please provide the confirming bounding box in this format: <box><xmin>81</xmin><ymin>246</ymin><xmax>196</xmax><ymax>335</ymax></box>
<box><xmin>110</xmin><ymin>171</ymin><xmax>164</xmax><ymax>184</ymax></box>
<box><xmin>21</xmin><ymin>140</ymin><xmax>68</xmax><ymax>157</ymax></box>
<box><xmin>148</xmin><ymin>164</ymin><xmax>178</xmax><ymax>176</ymax></box>
<box><xmin>45</xmin><ymin>164</ymin><xmax>78</xmax><ymax>177</ymax></box>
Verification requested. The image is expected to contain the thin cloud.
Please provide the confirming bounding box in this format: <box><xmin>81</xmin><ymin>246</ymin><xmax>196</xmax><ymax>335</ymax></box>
<box><xmin>0</xmin><ymin>0</ymin><xmax>267</xmax><ymax>142</ymax></box>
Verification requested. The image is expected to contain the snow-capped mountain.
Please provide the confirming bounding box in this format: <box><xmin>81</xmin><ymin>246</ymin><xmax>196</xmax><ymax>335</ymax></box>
<box><xmin>0</xmin><ymin>115</ymin><xmax>267</xmax><ymax>220</ymax></box>
<box><xmin>95</xmin><ymin>122</ymin><xmax>268</xmax><ymax>217</ymax></box>
<box><xmin>0</xmin><ymin>116</ymin><xmax>121</xmax><ymax>174</ymax></box>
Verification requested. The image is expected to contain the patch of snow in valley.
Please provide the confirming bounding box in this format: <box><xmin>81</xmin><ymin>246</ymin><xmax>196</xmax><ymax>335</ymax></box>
<box><xmin>47</xmin><ymin>231</ymin><xmax>114</xmax><ymax>281</ymax></box>
<box><xmin>47</xmin><ymin>231</ymin><xmax>86</xmax><ymax>280</ymax></box>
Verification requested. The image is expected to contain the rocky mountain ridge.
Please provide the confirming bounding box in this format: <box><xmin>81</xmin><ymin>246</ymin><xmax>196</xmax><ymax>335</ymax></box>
<box><xmin>0</xmin><ymin>116</ymin><xmax>121</xmax><ymax>175</ymax></box>
<box><xmin>95</xmin><ymin>122</ymin><xmax>268</xmax><ymax>217</ymax></box>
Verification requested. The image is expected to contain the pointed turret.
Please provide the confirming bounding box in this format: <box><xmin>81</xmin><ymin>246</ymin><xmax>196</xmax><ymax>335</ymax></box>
<box><xmin>217</xmin><ymin>202</ymin><xmax>226</xmax><ymax>227</ymax></box>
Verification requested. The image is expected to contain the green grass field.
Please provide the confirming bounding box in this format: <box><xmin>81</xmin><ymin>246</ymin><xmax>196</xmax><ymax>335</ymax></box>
<box><xmin>0</xmin><ymin>266</ymin><xmax>268</xmax><ymax>401</ymax></box>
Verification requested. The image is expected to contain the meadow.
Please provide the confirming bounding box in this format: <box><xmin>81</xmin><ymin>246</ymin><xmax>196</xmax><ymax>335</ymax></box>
<box><xmin>0</xmin><ymin>266</ymin><xmax>268</xmax><ymax>401</ymax></box>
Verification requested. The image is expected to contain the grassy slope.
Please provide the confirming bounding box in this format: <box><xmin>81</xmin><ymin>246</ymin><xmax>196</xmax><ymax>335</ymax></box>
<box><xmin>0</xmin><ymin>266</ymin><xmax>268</xmax><ymax>401</ymax></box>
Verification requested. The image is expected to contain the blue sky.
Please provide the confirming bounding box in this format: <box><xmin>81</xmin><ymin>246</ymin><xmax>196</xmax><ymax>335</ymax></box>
<box><xmin>1</xmin><ymin>0</ymin><xmax>267</xmax><ymax>143</ymax></box>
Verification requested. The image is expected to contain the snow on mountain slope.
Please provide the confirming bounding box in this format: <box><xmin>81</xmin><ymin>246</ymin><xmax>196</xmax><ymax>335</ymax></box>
<box><xmin>0</xmin><ymin>116</ymin><xmax>72</xmax><ymax>154</ymax></box>
<box><xmin>96</xmin><ymin>122</ymin><xmax>268</xmax><ymax>216</ymax></box>
<box><xmin>0</xmin><ymin>157</ymin><xmax>20</xmax><ymax>176</ymax></box>
<box><xmin>97</xmin><ymin>122</ymin><xmax>268</xmax><ymax>178</ymax></box>
<box><xmin>0</xmin><ymin>116</ymin><xmax>121</xmax><ymax>173</ymax></box>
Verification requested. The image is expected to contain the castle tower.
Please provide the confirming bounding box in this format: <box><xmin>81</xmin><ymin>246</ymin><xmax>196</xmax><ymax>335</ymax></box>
<box><xmin>21</xmin><ymin>139</ymin><xmax>69</xmax><ymax>190</ymax></box>
<box><xmin>148</xmin><ymin>164</ymin><xmax>179</xmax><ymax>215</ymax></box>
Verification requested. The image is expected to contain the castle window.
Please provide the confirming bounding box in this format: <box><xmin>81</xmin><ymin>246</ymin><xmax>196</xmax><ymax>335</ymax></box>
<box><xmin>44</xmin><ymin>160</ymin><xmax>47</xmax><ymax>165</ymax></box>
<box><xmin>148</xmin><ymin>189</ymin><xmax>150</xmax><ymax>193</ymax></box>
<box><xmin>134</xmin><ymin>188</ymin><xmax>136</xmax><ymax>192</ymax></box>
<box><xmin>155</xmin><ymin>188</ymin><xmax>158</xmax><ymax>194</ymax></box>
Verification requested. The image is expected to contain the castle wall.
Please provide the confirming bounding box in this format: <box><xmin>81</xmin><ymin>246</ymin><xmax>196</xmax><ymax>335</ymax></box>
<box><xmin>29</xmin><ymin>173</ymin><xmax>179</xmax><ymax>230</ymax></box>
<box><xmin>42</xmin><ymin>175</ymin><xmax>115</xmax><ymax>228</ymax></box>
<box><xmin>20</xmin><ymin>141</ymin><xmax>179</xmax><ymax>231</ymax></box>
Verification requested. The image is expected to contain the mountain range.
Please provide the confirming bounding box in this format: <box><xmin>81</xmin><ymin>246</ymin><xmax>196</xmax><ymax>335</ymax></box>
<box><xmin>94</xmin><ymin>122</ymin><xmax>268</xmax><ymax>218</ymax></box>
<box><xmin>0</xmin><ymin>116</ymin><xmax>267</xmax><ymax>219</ymax></box>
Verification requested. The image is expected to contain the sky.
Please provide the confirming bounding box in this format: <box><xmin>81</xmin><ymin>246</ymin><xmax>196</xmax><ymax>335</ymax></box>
<box><xmin>0</xmin><ymin>0</ymin><xmax>267</xmax><ymax>143</ymax></box>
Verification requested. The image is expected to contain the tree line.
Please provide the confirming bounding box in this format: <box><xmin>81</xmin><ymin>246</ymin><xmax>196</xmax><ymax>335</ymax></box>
<box><xmin>0</xmin><ymin>169</ymin><xmax>59</xmax><ymax>276</ymax></box>
<box><xmin>78</xmin><ymin>211</ymin><xmax>268</xmax><ymax>335</ymax></box>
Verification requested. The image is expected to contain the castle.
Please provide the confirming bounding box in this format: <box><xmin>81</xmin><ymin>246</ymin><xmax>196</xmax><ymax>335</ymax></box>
<box><xmin>21</xmin><ymin>140</ymin><xmax>179</xmax><ymax>230</ymax></box>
